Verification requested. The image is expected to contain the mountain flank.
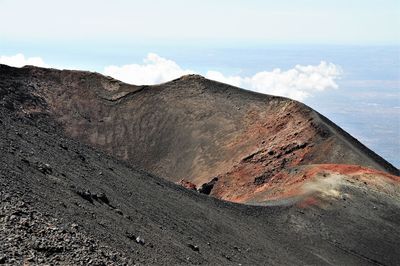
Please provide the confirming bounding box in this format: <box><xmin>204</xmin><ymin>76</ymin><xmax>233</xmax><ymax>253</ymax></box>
<box><xmin>1</xmin><ymin>64</ymin><xmax>399</xmax><ymax>265</ymax></box>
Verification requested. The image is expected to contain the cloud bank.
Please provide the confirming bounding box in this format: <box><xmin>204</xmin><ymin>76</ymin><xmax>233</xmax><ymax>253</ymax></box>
<box><xmin>104</xmin><ymin>53</ymin><xmax>195</xmax><ymax>85</ymax></box>
<box><xmin>0</xmin><ymin>53</ymin><xmax>49</xmax><ymax>68</ymax></box>
<box><xmin>104</xmin><ymin>53</ymin><xmax>342</xmax><ymax>101</ymax></box>
<box><xmin>206</xmin><ymin>62</ymin><xmax>341</xmax><ymax>101</ymax></box>
<box><xmin>0</xmin><ymin>53</ymin><xmax>342</xmax><ymax>101</ymax></box>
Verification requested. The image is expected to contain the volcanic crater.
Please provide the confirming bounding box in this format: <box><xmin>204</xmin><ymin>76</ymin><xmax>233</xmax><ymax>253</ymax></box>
<box><xmin>1</xmin><ymin>64</ymin><xmax>399</xmax><ymax>265</ymax></box>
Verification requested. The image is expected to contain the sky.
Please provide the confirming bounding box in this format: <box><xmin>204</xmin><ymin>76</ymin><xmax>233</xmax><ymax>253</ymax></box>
<box><xmin>0</xmin><ymin>0</ymin><xmax>399</xmax><ymax>45</ymax></box>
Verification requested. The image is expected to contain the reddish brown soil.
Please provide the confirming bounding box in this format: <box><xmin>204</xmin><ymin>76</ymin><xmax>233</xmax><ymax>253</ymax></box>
<box><xmin>178</xmin><ymin>179</ymin><xmax>197</xmax><ymax>190</ymax></box>
<box><xmin>212</xmin><ymin>163</ymin><xmax>400</xmax><ymax>205</ymax></box>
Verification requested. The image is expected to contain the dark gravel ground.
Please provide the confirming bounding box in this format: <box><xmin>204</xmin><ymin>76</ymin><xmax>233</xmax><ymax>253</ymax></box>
<box><xmin>1</xmin><ymin>68</ymin><xmax>400</xmax><ymax>265</ymax></box>
<box><xmin>0</xmin><ymin>191</ymin><xmax>132</xmax><ymax>265</ymax></box>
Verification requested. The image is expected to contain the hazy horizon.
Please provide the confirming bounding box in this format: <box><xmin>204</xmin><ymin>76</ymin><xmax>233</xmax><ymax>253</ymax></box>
<box><xmin>1</xmin><ymin>0</ymin><xmax>399</xmax><ymax>44</ymax></box>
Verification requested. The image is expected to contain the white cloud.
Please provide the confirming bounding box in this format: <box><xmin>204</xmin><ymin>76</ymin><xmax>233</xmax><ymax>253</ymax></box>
<box><xmin>206</xmin><ymin>61</ymin><xmax>342</xmax><ymax>101</ymax></box>
<box><xmin>0</xmin><ymin>53</ymin><xmax>49</xmax><ymax>68</ymax></box>
<box><xmin>0</xmin><ymin>53</ymin><xmax>342</xmax><ymax>101</ymax></box>
<box><xmin>104</xmin><ymin>53</ymin><xmax>342</xmax><ymax>101</ymax></box>
<box><xmin>103</xmin><ymin>53</ymin><xmax>195</xmax><ymax>85</ymax></box>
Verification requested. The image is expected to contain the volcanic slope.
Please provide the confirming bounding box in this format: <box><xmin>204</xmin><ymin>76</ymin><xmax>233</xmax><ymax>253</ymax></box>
<box><xmin>1</xmin><ymin>66</ymin><xmax>400</xmax><ymax>265</ymax></box>
<box><xmin>0</xmin><ymin>64</ymin><xmax>398</xmax><ymax>204</ymax></box>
